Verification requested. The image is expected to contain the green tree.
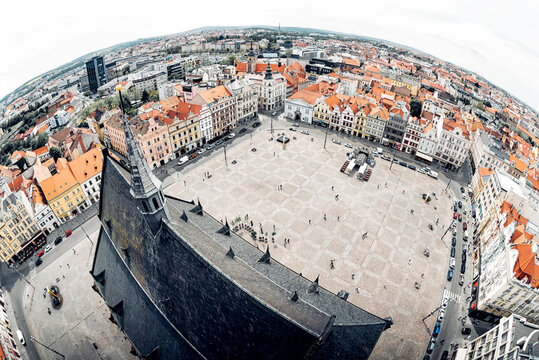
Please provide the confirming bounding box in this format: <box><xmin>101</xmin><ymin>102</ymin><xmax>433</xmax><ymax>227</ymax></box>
<box><xmin>49</xmin><ymin>146</ymin><xmax>62</xmax><ymax>161</ymax></box>
<box><xmin>409</xmin><ymin>97</ymin><xmax>423</xmax><ymax>118</ymax></box>
<box><xmin>475</xmin><ymin>102</ymin><xmax>485</xmax><ymax>111</ymax></box>
<box><xmin>141</xmin><ymin>90</ymin><xmax>150</xmax><ymax>103</ymax></box>
<box><xmin>149</xmin><ymin>90</ymin><xmax>159</xmax><ymax>102</ymax></box>
<box><xmin>36</xmin><ymin>133</ymin><xmax>49</xmax><ymax>148</ymax></box>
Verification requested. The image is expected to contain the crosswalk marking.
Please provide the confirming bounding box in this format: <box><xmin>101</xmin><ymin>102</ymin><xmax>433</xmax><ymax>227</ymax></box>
<box><xmin>29</xmin><ymin>263</ymin><xmax>37</xmax><ymax>280</ymax></box>
<box><xmin>443</xmin><ymin>288</ymin><xmax>461</xmax><ymax>304</ymax></box>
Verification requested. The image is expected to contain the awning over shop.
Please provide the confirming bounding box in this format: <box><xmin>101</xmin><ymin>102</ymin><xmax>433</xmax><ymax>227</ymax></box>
<box><xmin>415</xmin><ymin>152</ymin><xmax>433</xmax><ymax>162</ymax></box>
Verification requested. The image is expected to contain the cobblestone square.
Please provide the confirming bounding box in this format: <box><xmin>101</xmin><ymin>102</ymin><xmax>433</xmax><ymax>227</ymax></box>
<box><xmin>164</xmin><ymin>123</ymin><xmax>454</xmax><ymax>359</ymax></box>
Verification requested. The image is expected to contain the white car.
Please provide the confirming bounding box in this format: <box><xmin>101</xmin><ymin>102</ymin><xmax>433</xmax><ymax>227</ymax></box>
<box><xmin>417</xmin><ymin>168</ymin><xmax>427</xmax><ymax>174</ymax></box>
<box><xmin>289</xmin><ymin>127</ymin><xmax>297</xmax><ymax>131</ymax></box>
<box><xmin>293</xmin><ymin>123</ymin><xmax>299</xmax><ymax>127</ymax></box>
<box><xmin>177</xmin><ymin>156</ymin><xmax>189</xmax><ymax>165</ymax></box>
<box><xmin>332</xmin><ymin>139</ymin><xmax>341</xmax><ymax>145</ymax></box>
<box><xmin>207</xmin><ymin>144</ymin><xmax>215</xmax><ymax>150</ymax></box>
<box><xmin>301</xmin><ymin>130</ymin><xmax>309</xmax><ymax>135</ymax></box>
<box><xmin>437</xmin><ymin>309</ymin><xmax>445</xmax><ymax>322</ymax></box>
<box><xmin>197</xmin><ymin>148</ymin><xmax>206</xmax><ymax>155</ymax></box>
<box><xmin>227</xmin><ymin>133</ymin><xmax>236</xmax><ymax>139</ymax></box>
<box><xmin>45</xmin><ymin>244</ymin><xmax>52</xmax><ymax>253</ymax></box>
<box><xmin>344</xmin><ymin>143</ymin><xmax>353</xmax><ymax>148</ymax></box>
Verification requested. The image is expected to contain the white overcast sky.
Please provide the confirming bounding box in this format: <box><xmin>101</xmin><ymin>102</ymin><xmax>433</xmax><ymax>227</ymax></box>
<box><xmin>1</xmin><ymin>0</ymin><xmax>538</xmax><ymax>111</ymax></box>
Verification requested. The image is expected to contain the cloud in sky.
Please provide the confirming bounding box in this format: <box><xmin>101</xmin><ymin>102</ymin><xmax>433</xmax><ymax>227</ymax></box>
<box><xmin>1</xmin><ymin>0</ymin><xmax>538</xmax><ymax>111</ymax></box>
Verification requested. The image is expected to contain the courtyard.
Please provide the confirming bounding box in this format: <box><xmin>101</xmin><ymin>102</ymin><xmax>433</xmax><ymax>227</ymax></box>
<box><xmin>164</xmin><ymin>120</ymin><xmax>454</xmax><ymax>359</ymax></box>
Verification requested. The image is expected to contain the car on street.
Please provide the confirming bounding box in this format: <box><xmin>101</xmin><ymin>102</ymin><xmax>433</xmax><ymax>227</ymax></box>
<box><xmin>462</xmin><ymin>251</ymin><xmax>467</xmax><ymax>263</ymax></box>
<box><xmin>399</xmin><ymin>161</ymin><xmax>407</xmax><ymax>167</ymax></box>
<box><xmin>16</xmin><ymin>330</ymin><xmax>25</xmax><ymax>346</ymax></box>
<box><xmin>462</xmin><ymin>193</ymin><xmax>466</xmax><ymax>200</ymax></box>
<box><xmin>177</xmin><ymin>156</ymin><xmax>189</xmax><ymax>165</ymax></box>
<box><xmin>238</xmin><ymin>128</ymin><xmax>247</xmax><ymax>134</ymax></box>
<box><xmin>453</xmin><ymin>204</ymin><xmax>458</xmax><ymax>212</ymax></box>
<box><xmin>462</xmin><ymin>327</ymin><xmax>472</xmax><ymax>335</ymax></box>
<box><xmin>392</xmin><ymin>158</ymin><xmax>399</xmax><ymax>163</ymax></box>
<box><xmin>272</xmin><ymin>111</ymin><xmax>277</xmax><ymax>116</ymax></box>
<box><xmin>453</xmin><ymin>230</ymin><xmax>457</xmax><ymax>237</ymax></box>
<box><xmin>252</xmin><ymin>121</ymin><xmax>261</xmax><ymax>128</ymax></box>
<box><xmin>227</xmin><ymin>132</ymin><xmax>236</xmax><ymax>139</ymax></box>
<box><xmin>458</xmin><ymin>201</ymin><xmax>462</xmax><ymax>208</ymax></box>
<box><xmin>407</xmin><ymin>164</ymin><xmax>416</xmax><ymax>171</ymax></box>
<box><xmin>432</xmin><ymin>323</ymin><xmax>441</xmax><ymax>337</ymax></box>
<box><xmin>437</xmin><ymin>309</ymin><xmax>445</xmax><ymax>322</ymax></box>
<box><xmin>189</xmin><ymin>153</ymin><xmax>197</xmax><ymax>160</ymax></box>
<box><xmin>207</xmin><ymin>144</ymin><xmax>215</xmax><ymax>150</ymax></box>
<box><xmin>441</xmin><ymin>350</ymin><xmax>449</xmax><ymax>360</ymax></box>
<box><xmin>344</xmin><ymin>143</ymin><xmax>353</xmax><ymax>148</ymax></box>
<box><xmin>301</xmin><ymin>130</ymin><xmax>309</xmax><ymax>135</ymax></box>
<box><xmin>459</xmin><ymin>274</ymin><xmax>465</xmax><ymax>286</ymax></box>
<box><xmin>450</xmin><ymin>247</ymin><xmax>455</xmax><ymax>257</ymax></box>
<box><xmin>35</xmin><ymin>257</ymin><xmax>42</xmax><ymax>267</ymax></box>
<box><xmin>452</xmin><ymin>221</ymin><xmax>457</xmax><ymax>228</ymax></box>
<box><xmin>216</xmin><ymin>140</ymin><xmax>224</xmax><ymax>146</ymax></box>
<box><xmin>197</xmin><ymin>148</ymin><xmax>206</xmax><ymax>155</ymax></box>
<box><xmin>289</xmin><ymin>127</ymin><xmax>296</xmax><ymax>131</ymax></box>
<box><xmin>332</xmin><ymin>139</ymin><xmax>341</xmax><ymax>145</ymax></box>
<box><xmin>37</xmin><ymin>250</ymin><xmax>45</xmax><ymax>257</ymax></box>
<box><xmin>293</xmin><ymin>123</ymin><xmax>299</xmax><ymax>127</ymax></box>
<box><xmin>461</xmin><ymin>187</ymin><xmax>465</xmax><ymax>193</ymax></box>
<box><xmin>453</xmin><ymin>212</ymin><xmax>457</xmax><ymax>219</ymax></box>
<box><xmin>381</xmin><ymin>155</ymin><xmax>391</xmax><ymax>161</ymax></box>
<box><xmin>417</xmin><ymin>168</ymin><xmax>427</xmax><ymax>174</ymax></box>
<box><xmin>452</xmin><ymin>237</ymin><xmax>457</xmax><ymax>246</ymax></box>
<box><xmin>447</xmin><ymin>268</ymin><xmax>454</xmax><ymax>281</ymax></box>
<box><xmin>461</xmin><ymin>263</ymin><xmax>466</xmax><ymax>274</ymax></box>
<box><xmin>65</xmin><ymin>230</ymin><xmax>72</xmax><ymax>237</ymax></box>
<box><xmin>427</xmin><ymin>338</ymin><xmax>436</xmax><ymax>354</ymax></box>
<box><xmin>54</xmin><ymin>236</ymin><xmax>63</xmax><ymax>245</ymax></box>
<box><xmin>463</xmin><ymin>222</ymin><xmax>468</xmax><ymax>230</ymax></box>
<box><xmin>450</xmin><ymin>258</ymin><xmax>456</xmax><ymax>269</ymax></box>
<box><xmin>45</xmin><ymin>244</ymin><xmax>52</xmax><ymax>253</ymax></box>
<box><xmin>458</xmin><ymin>214</ymin><xmax>463</xmax><ymax>222</ymax></box>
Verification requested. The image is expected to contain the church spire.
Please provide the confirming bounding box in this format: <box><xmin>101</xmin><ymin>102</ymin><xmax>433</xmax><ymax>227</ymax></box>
<box><xmin>264</xmin><ymin>62</ymin><xmax>273</xmax><ymax>80</ymax></box>
<box><xmin>116</xmin><ymin>84</ymin><xmax>170</xmax><ymax>233</ymax></box>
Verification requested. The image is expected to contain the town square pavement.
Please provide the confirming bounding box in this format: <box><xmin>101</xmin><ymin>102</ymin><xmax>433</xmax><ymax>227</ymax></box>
<box><xmin>164</xmin><ymin>127</ymin><xmax>454</xmax><ymax>359</ymax></box>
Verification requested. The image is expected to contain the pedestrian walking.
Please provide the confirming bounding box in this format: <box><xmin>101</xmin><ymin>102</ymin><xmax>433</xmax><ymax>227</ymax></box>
<box><xmin>67</xmin><ymin>263</ymin><xmax>70</xmax><ymax>269</ymax></box>
<box><xmin>351</xmin><ymin>274</ymin><xmax>355</xmax><ymax>280</ymax></box>
<box><xmin>324</xmin><ymin>214</ymin><xmax>326</xmax><ymax>220</ymax></box>
<box><xmin>337</xmin><ymin>216</ymin><xmax>340</xmax><ymax>222</ymax></box>
<box><xmin>331</xmin><ymin>186</ymin><xmax>334</xmax><ymax>191</ymax></box>
<box><xmin>330</xmin><ymin>259</ymin><xmax>335</xmax><ymax>269</ymax></box>
<box><xmin>309</xmin><ymin>219</ymin><xmax>311</xmax><ymax>225</ymax></box>
<box><xmin>73</xmin><ymin>249</ymin><xmax>76</xmax><ymax>255</ymax></box>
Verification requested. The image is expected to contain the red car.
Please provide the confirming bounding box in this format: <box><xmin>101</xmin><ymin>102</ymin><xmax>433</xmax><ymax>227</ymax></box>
<box><xmin>188</xmin><ymin>153</ymin><xmax>197</xmax><ymax>160</ymax></box>
<box><xmin>463</xmin><ymin>222</ymin><xmax>468</xmax><ymax>230</ymax></box>
<box><xmin>458</xmin><ymin>214</ymin><xmax>463</xmax><ymax>222</ymax></box>
<box><xmin>65</xmin><ymin>230</ymin><xmax>72</xmax><ymax>237</ymax></box>
<box><xmin>453</xmin><ymin>212</ymin><xmax>457</xmax><ymax>219</ymax></box>
<box><xmin>37</xmin><ymin>250</ymin><xmax>45</xmax><ymax>257</ymax></box>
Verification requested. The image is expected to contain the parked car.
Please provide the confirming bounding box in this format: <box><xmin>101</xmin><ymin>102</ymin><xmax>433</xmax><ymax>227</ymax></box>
<box><xmin>461</xmin><ymin>187</ymin><xmax>465</xmax><ymax>193</ymax></box>
<box><xmin>189</xmin><ymin>153</ymin><xmax>198</xmax><ymax>160</ymax></box>
<box><xmin>452</xmin><ymin>230</ymin><xmax>457</xmax><ymax>237</ymax></box>
<box><xmin>238</xmin><ymin>128</ymin><xmax>247</xmax><ymax>134</ymax></box>
<box><xmin>35</xmin><ymin>257</ymin><xmax>42</xmax><ymax>267</ymax></box>
<box><xmin>289</xmin><ymin>127</ymin><xmax>296</xmax><ymax>131</ymax></box>
<box><xmin>452</xmin><ymin>221</ymin><xmax>457</xmax><ymax>228</ymax></box>
<box><xmin>227</xmin><ymin>132</ymin><xmax>236</xmax><ymax>139</ymax></box>
<box><xmin>458</xmin><ymin>201</ymin><xmax>462</xmax><ymax>208</ymax></box>
<box><xmin>392</xmin><ymin>158</ymin><xmax>399</xmax><ymax>163</ymax></box>
<box><xmin>54</xmin><ymin>236</ymin><xmax>63</xmax><ymax>245</ymax></box>
<box><xmin>65</xmin><ymin>230</ymin><xmax>72</xmax><ymax>237</ymax></box>
<box><xmin>427</xmin><ymin>338</ymin><xmax>436</xmax><ymax>354</ymax></box>
<box><xmin>462</xmin><ymin>193</ymin><xmax>466</xmax><ymax>200</ymax></box>
<box><xmin>452</xmin><ymin>237</ymin><xmax>457</xmax><ymax>247</ymax></box>
<box><xmin>381</xmin><ymin>155</ymin><xmax>391</xmax><ymax>161</ymax></box>
<box><xmin>462</xmin><ymin>251</ymin><xmax>467</xmax><ymax>263</ymax></box>
<box><xmin>461</xmin><ymin>327</ymin><xmax>472</xmax><ymax>335</ymax></box>
<box><xmin>453</xmin><ymin>204</ymin><xmax>458</xmax><ymax>212</ymax></box>
<box><xmin>461</xmin><ymin>263</ymin><xmax>466</xmax><ymax>274</ymax></box>
<box><xmin>293</xmin><ymin>123</ymin><xmax>299</xmax><ymax>127</ymax></box>
<box><xmin>450</xmin><ymin>258</ymin><xmax>456</xmax><ymax>269</ymax></box>
<box><xmin>252</xmin><ymin>121</ymin><xmax>261</xmax><ymax>128</ymax></box>
<box><xmin>399</xmin><ymin>161</ymin><xmax>408</xmax><ymax>167</ymax></box>
<box><xmin>463</xmin><ymin>222</ymin><xmax>468</xmax><ymax>231</ymax></box>
<box><xmin>407</xmin><ymin>164</ymin><xmax>416</xmax><ymax>171</ymax></box>
<box><xmin>459</xmin><ymin>214</ymin><xmax>463</xmax><ymax>222</ymax></box>
<box><xmin>197</xmin><ymin>148</ymin><xmax>206</xmax><ymax>155</ymax></box>
<box><xmin>432</xmin><ymin>322</ymin><xmax>441</xmax><ymax>337</ymax></box>
<box><xmin>447</xmin><ymin>268</ymin><xmax>454</xmax><ymax>281</ymax></box>
<box><xmin>344</xmin><ymin>143</ymin><xmax>353</xmax><ymax>148</ymax></box>
<box><xmin>417</xmin><ymin>168</ymin><xmax>427</xmax><ymax>174</ymax></box>
<box><xmin>453</xmin><ymin>212</ymin><xmax>457</xmax><ymax>220</ymax></box>
<box><xmin>45</xmin><ymin>244</ymin><xmax>52</xmax><ymax>253</ymax></box>
<box><xmin>37</xmin><ymin>250</ymin><xmax>44</xmax><ymax>257</ymax></box>
<box><xmin>207</xmin><ymin>144</ymin><xmax>215</xmax><ymax>150</ymax></box>
<box><xmin>459</xmin><ymin>274</ymin><xmax>465</xmax><ymax>286</ymax></box>
<box><xmin>301</xmin><ymin>130</ymin><xmax>309</xmax><ymax>135</ymax></box>
<box><xmin>271</xmin><ymin>111</ymin><xmax>277</xmax><ymax>116</ymax></box>
<box><xmin>216</xmin><ymin>140</ymin><xmax>224</xmax><ymax>146</ymax></box>
<box><xmin>177</xmin><ymin>156</ymin><xmax>189</xmax><ymax>165</ymax></box>
<box><xmin>16</xmin><ymin>330</ymin><xmax>25</xmax><ymax>346</ymax></box>
<box><xmin>450</xmin><ymin>247</ymin><xmax>456</xmax><ymax>257</ymax></box>
<box><xmin>332</xmin><ymin>139</ymin><xmax>341</xmax><ymax>145</ymax></box>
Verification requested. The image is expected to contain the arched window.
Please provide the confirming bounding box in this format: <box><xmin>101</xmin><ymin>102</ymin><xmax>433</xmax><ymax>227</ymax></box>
<box><xmin>142</xmin><ymin>201</ymin><xmax>149</xmax><ymax>212</ymax></box>
<box><xmin>152</xmin><ymin>197</ymin><xmax>159</xmax><ymax>210</ymax></box>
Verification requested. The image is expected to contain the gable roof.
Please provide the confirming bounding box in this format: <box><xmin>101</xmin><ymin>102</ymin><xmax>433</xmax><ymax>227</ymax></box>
<box><xmin>67</xmin><ymin>148</ymin><xmax>103</xmax><ymax>184</ymax></box>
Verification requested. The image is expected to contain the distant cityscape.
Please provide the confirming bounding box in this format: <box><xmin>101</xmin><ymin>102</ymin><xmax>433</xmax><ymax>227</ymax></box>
<box><xmin>0</xmin><ymin>26</ymin><xmax>538</xmax><ymax>360</ymax></box>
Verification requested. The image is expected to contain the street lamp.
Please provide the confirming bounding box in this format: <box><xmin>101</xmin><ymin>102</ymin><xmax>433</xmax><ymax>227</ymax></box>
<box><xmin>31</xmin><ymin>336</ymin><xmax>65</xmax><ymax>359</ymax></box>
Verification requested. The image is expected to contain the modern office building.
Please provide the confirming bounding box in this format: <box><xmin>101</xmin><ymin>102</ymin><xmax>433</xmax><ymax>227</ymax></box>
<box><xmin>86</xmin><ymin>56</ymin><xmax>107</xmax><ymax>93</ymax></box>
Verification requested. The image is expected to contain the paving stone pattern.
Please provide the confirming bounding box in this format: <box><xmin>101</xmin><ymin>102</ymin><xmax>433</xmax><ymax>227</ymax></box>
<box><xmin>164</xmin><ymin>129</ymin><xmax>454</xmax><ymax>360</ymax></box>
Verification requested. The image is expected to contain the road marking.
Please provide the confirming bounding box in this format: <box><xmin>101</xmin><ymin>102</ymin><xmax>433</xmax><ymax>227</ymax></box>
<box><xmin>443</xmin><ymin>289</ymin><xmax>461</xmax><ymax>304</ymax></box>
<box><xmin>29</xmin><ymin>263</ymin><xmax>37</xmax><ymax>280</ymax></box>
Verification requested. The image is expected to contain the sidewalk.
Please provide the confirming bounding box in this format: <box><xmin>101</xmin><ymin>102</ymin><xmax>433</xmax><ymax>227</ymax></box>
<box><xmin>1</xmin><ymin>288</ymin><xmax>31</xmax><ymax>359</ymax></box>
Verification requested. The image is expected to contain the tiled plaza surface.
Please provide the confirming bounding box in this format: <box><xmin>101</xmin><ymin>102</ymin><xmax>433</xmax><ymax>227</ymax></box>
<box><xmin>23</xmin><ymin>230</ymin><xmax>137</xmax><ymax>360</ymax></box>
<box><xmin>164</xmin><ymin>124</ymin><xmax>454</xmax><ymax>359</ymax></box>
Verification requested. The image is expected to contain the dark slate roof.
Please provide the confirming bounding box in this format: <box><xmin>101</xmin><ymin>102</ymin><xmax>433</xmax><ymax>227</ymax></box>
<box><xmin>166</xmin><ymin>196</ymin><xmax>386</xmax><ymax>329</ymax></box>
